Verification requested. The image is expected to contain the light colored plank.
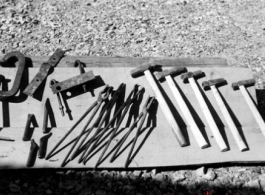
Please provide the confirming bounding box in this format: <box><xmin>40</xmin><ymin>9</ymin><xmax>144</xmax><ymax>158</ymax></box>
<box><xmin>0</xmin><ymin>66</ymin><xmax>260</xmax><ymax>169</ymax></box>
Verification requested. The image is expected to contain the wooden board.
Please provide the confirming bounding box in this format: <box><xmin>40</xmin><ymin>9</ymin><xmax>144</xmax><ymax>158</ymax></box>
<box><xmin>0</xmin><ymin>57</ymin><xmax>261</xmax><ymax>169</ymax></box>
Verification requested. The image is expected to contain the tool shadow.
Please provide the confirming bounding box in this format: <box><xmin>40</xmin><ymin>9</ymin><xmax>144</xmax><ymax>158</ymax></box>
<box><xmin>218</xmin><ymin>89</ymin><xmax>249</xmax><ymax>151</ymax></box>
<box><xmin>152</xmin><ymin>71</ymin><xmax>191</xmax><ymax>146</ymax></box>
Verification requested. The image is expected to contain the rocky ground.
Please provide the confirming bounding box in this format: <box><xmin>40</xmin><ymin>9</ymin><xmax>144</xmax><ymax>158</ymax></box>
<box><xmin>1</xmin><ymin>0</ymin><xmax>265</xmax><ymax>194</ymax></box>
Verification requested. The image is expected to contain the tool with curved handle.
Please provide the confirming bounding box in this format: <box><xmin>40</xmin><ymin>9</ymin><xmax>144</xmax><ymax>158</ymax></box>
<box><xmin>0</xmin><ymin>52</ymin><xmax>26</xmax><ymax>100</ymax></box>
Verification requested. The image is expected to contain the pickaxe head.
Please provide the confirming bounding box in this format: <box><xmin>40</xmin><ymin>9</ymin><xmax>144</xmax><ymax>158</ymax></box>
<box><xmin>181</xmin><ymin>70</ymin><xmax>205</xmax><ymax>83</ymax></box>
<box><xmin>130</xmin><ymin>60</ymin><xmax>156</xmax><ymax>78</ymax></box>
<box><xmin>202</xmin><ymin>78</ymin><xmax>227</xmax><ymax>91</ymax></box>
<box><xmin>231</xmin><ymin>79</ymin><xmax>255</xmax><ymax>90</ymax></box>
<box><xmin>155</xmin><ymin>67</ymin><xmax>187</xmax><ymax>82</ymax></box>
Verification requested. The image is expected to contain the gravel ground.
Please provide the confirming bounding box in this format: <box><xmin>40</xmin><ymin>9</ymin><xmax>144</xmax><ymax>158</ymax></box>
<box><xmin>1</xmin><ymin>0</ymin><xmax>265</xmax><ymax>194</ymax></box>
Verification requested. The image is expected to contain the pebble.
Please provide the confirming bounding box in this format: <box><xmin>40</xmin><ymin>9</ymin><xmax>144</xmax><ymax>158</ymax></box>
<box><xmin>75</xmin><ymin>184</ymin><xmax>83</xmax><ymax>192</ymax></box>
<box><xmin>46</xmin><ymin>189</ymin><xmax>52</xmax><ymax>194</ymax></box>
<box><xmin>260</xmin><ymin>180</ymin><xmax>265</xmax><ymax>192</ymax></box>
<box><xmin>196</xmin><ymin>167</ymin><xmax>206</xmax><ymax>177</ymax></box>
<box><xmin>133</xmin><ymin>170</ymin><xmax>142</xmax><ymax>177</ymax></box>
<box><xmin>247</xmin><ymin>180</ymin><xmax>260</xmax><ymax>189</ymax></box>
<box><xmin>172</xmin><ymin>171</ymin><xmax>186</xmax><ymax>183</ymax></box>
<box><xmin>9</xmin><ymin>183</ymin><xmax>20</xmax><ymax>192</ymax></box>
<box><xmin>202</xmin><ymin>169</ymin><xmax>216</xmax><ymax>181</ymax></box>
<box><xmin>96</xmin><ymin>189</ymin><xmax>106</xmax><ymax>195</ymax></box>
<box><xmin>153</xmin><ymin>173</ymin><xmax>164</xmax><ymax>181</ymax></box>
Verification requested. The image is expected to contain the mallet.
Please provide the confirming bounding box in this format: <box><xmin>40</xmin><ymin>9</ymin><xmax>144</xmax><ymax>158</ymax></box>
<box><xmin>202</xmin><ymin>78</ymin><xmax>247</xmax><ymax>151</ymax></box>
<box><xmin>131</xmin><ymin>61</ymin><xmax>187</xmax><ymax>146</ymax></box>
<box><xmin>232</xmin><ymin>79</ymin><xmax>265</xmax><ymax>137</ymax></box>
<box><xmin>181</xmin><ymin>71</ymin><xmax>228</xmax><ymax>152</ymax></box>
<box><xmin>156</xmin><ymin>67</ymin><xmax>208</xmax><ymax>149</ymax></box>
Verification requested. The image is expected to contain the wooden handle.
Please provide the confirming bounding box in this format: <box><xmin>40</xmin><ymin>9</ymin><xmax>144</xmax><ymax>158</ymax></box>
<box><xmin>165</xmin><ymin>76</ymin><xmax>208</xmax><ymax>149</ymax></box>
<box><xmin>239</xmin><ymin>86</ymin><xmax>265</xmax><ymax>137</ymax></box>
<box><xmin>211</xmin><ymin>85</ymin><xmax>247</xmax><ymax>151</ymax></box>
<box><xmin>144</xmin><ymin>70</ymin><xmax>187</xmax><ymax>146</ymax></box>
<box><xmin>188</xmin><ymin>78</ymin><xmax>228</xmax><ymax>151</ymax></box>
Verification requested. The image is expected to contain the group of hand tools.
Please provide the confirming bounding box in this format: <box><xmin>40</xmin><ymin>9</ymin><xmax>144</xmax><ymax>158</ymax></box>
<box><xmin>45</xmin><ymin>83</ymin><xmax>155</xmax><ymax>168</ymax></box>
<box><xmin>1</xmin><ymin>49</ymin><xmax>265</xmax><ymax>169</ymax></box>
<box><xmin>131</xmin><ymin>60</ymin><xmax>264</xmax><ymax>154</ymax></box>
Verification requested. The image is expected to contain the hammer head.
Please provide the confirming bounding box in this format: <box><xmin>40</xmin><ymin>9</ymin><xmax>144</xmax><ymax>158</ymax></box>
<box><xmin>232</xmin><ymin>79</ymin><xmax>255</xmax><ymax>90</ymax></box>
<box><xmin>181</xmin><ymin>70</ymin><xmax>205</xmax><ymax>83</ymax></box>
<box><xmin>130</xmin><ymin>61</ymin><xmax>155</xmax><ymax>78</ymax></box>
<box><xmin>202</xmin><ymin>78</ymin><xmax>227</xmax><ymax>91</ymax></box>
<box><xmin>155</xmin><ymin>67</ymin><xmax>187</xmax><ymax>82</ymax></box>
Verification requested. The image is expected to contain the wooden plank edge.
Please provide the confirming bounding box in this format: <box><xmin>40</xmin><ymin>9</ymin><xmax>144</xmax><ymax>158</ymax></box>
<box><xmin>0</xmin><ymin>55</ymin><xmax>231</xmax><ymax>67</ymax></box>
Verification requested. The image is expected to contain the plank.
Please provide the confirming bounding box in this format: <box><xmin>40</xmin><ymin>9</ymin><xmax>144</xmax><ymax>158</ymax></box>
<box><xmin>0</xmin><ymin>55</ymin><xmax>228</xmax><ymax>67</ymax></box>
<box><xmin>0</xmin><ymin>64</ymin><xmax>261</xmax><ymax>169</ymax></box>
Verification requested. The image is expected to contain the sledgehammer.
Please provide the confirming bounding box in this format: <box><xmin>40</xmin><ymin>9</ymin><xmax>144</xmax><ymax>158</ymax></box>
<box><xmin>131</xmin><ymin>61</ymin><xmax>187</xmax><ymax>146</ymax></box>
<box><xmin>156</xmin><ymin>67</ymin><xmax>208</xmax><ymax>149</ymax></box>
<box><xmin>232</xmin><ymin>79</ymin><xmax>265</xmax><ymax>137</ymax></box>
<box><xmin>181</xmin><ymin>71</ymin><xmax>228</xmax><ymax>152</ymax></box>
<box><xmin>202</xmin><ymin>78</ymin><xmax>247</xmax><ymax>151</ymax></box>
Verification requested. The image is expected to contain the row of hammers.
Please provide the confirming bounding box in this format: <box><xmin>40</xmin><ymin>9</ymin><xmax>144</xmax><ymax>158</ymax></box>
<box><xmin>131</xmin><ymin>60</ymin><xmax>264</xmax><ymax>152</ymax></box>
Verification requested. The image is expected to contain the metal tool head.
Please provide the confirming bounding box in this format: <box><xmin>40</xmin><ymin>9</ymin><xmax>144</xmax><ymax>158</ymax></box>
<box><xmin>155</xmin><ymin>67</ymin><xmax>187</xmax><ymax>82</ymax></box>
<box><xmin>202</xmin><ymin>78</ymin><xmax>227</xmax><ymax>91</ymax></box>
<box><xmin>130</xmin><ymin>60</ymin><xmax>156</xmax><ymax>78</ymax></box>
<box><xmin>231</xmin><ymin>79</ymin><xmax>255</xmax><ymax>90</ymax></box>
<box><xmin>181</xmin><ymin>70</ymin><xmax>205</xmax><ymax>83</ymax></box>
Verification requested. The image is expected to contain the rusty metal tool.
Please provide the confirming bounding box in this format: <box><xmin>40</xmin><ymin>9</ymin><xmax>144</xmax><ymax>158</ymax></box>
<box><xmin>0</xmin><ymin>52</ymin><xmax>26</xmax><ymax>100</ymax></box>
<box><xmin>80</xmin><ymin>83</ymin><xmax>125</xmax><ymax>164</ymax></box>
<box><xmin>131</xmin><ymin>61</ymin><xmax>187</xmax><ymax>147</ymax></box>
<box><xmin>60</xmin><ymin>85</ymin><xmax>113</xmax><ymax>166</ymax></box>
<box><xmin>124</xmin><ymin>96</ymin><xmax>155</xmax><ymax>168</ymax></box>
<box><xmin>110</xmin><ymin>96</ymin><xmax>154</xmax><ymax>163</ymax></box>
<box><xmin>202</xmin><ymin>78</ymin><xmax>247</xmax><ymax>151</ymax></box>
<box><xmin>50</xmin><ymin>79</ymin><xmax>64</xmax><ymax>116</ymax></box>
<box><xmin>38</xmin><ymin>133</ymin><xmax>52</xmax><ymax>159</ymax></box>
<box><xmin>181</xmin><ymin>71</ymin><xmax>228</xmax><ymax>152</ymax></box>
<box><xmin>45</xmin><ymin>85</ymin><xmax>115</xmax><ymax>161</ymax></box>
<box><xmin>94</xmin><ymin>85</ymin><xmax>143</xmax><ymax>168</ymax></box>
<box><xmin>49</xmin><ymin>68</ymin><xmax>95</xmax><ymax>94</ymax></box>
<box><xmin>24</xmin><ymin>49</ymin><xmax>67</xmax><ymax>96</ymax></box>
<box><xmin>23</xmin><ymin>114</ymin><xmax>35</xmax><ymax>141</ymax></box>
<box><xmin>26</xmin><ymin>139</ymin><xmax>39</xmax><ymax>167</ymax></box>
<box><xmin>156</xmin><ymin>67</ymin><xmax>208</xmax><ymax>149</ymax></box>
<box><xmin>232</xmin><ymin>79</ymin><xmax>265</xmax><ymax>137</ymax></box>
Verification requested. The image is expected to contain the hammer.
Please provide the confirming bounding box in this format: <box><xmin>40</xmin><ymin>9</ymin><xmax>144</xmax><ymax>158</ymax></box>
<box><xmin>232</xmin><ymin>79</ymin><xmax>265</xmax><ymax>136</ymax></box>
<box><xmin>131</xmin><ymin>61</ymin><xmax>187</xmax><ymax>146</ymax></box>
<box><xmin>156</xmin><ymin>67</ymin><xmax>208</xmax><ymax>149</ymax></box>
<box><xmin>181</xmin><ymin>71</ymin><xmax>228</xmax><ymax>152</ymax></box>
<box><xmin>202</xmin><ymin>78</ymin><xmax>247</xmax><ymax>151</ymax></box>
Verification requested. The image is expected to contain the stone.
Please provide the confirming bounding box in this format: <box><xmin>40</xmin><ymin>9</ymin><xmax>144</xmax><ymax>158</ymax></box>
<box><xmin>142</xmin><ymin>173</ymin><xmax>151</xmax><ymax>179</ymax></box>
<box><xmin>46</xmin><ymin>189</ymin><xmax>52</xmax><ymax>194</ymax></box>
<box><xmin>259</xmin><ymin>174</ymin><xmax>265</xmax><ymax>181</ymax></box>
<box><xmin>172</xmin><ymin>171</ymin><xmax>186</xmax><ymax>183</ymax></box>
<box><xmin>247</xmin><ymin>180</ymin><xmax>260</xmax><ymax>189</ymax></box>
<box><xmin>196</xmin><ymin>167</ymin><xmax>206</xmax><ymax>177</ymax></box>
<box><xmin>9</xmin><ymin>183</ymin><xmax>20</xmax><ymax>192</ymax></box>
<box><xmin>133</xmin><ymin>170</ymin><xmax>142</xmax><ymax>177</ymax></box>
<box><xmin>96</xmin><ymin>189</ymin><xmax>106</xmax><ymax>195</ymax></box>
<box><xmin>75</xmin><ymin>184</ymin><xmax>83</xmax><ymax>192</ymax></box>
<box><xmin>260</xmin><ymin>180</ymin><xmax>265</xmax><ymax>192</ymax></box>
<box><xmin>203</xmin><ymin>169</ymin><xmax>216</xmax><ymax>181</ymax></box>
<box><xmin>159</xmin><ymin>180</ymin><xmax>167</xmax><ymax>190</ymax></box>
<box><xmin>153</xmin><ymin>173</ymin><xmax>164</xmax><ymax>182</ymax></box>
<box><xmin>80</xmin><ymin>186</ymin><xmax>93</xmax><ymax>195</ymax></box>
<box><xmin>151</xmin><ymin>169</ymin><xmax>157</xmax><ymax>175</ymax></box>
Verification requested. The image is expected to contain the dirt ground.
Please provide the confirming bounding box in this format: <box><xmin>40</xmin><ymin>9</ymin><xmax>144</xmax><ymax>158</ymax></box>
<box><xmin>1</xmin><ymin>0</ymin><xmax>265</xmax><ymax>194</ymax></box>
